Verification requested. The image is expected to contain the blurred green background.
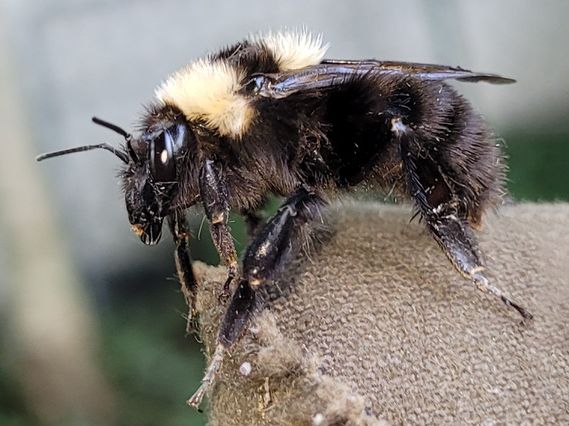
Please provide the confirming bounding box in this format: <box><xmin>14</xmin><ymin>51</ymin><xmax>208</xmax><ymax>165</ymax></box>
<box><xmin>0</xmin><ymin>1</ymin><xmax>567</xmax><ymax>425</ymax></box>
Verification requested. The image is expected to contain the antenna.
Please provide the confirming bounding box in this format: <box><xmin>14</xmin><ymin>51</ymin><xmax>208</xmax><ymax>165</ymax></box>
<box><xmin>36</xmin><ymin>143</ymin><xmax>129</xmax><ymax>164</ymax></box>
<box><xmin>92</xmin><ymin>116</ymin><xmax>139</xmax><ymax>162</ymax></box>
<box><xmin>36</xmin><ymin>116</ymin><xmax>136</xmax><ymax>164</ymax></box>
<box><xmin>91</xmin><ymin>116</ymin><xmax>132</xmax><ymax>141</ymax></box>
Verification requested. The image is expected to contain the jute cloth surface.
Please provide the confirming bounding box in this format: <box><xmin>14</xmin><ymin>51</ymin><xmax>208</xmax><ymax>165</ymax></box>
<box><xmin>191</xmin><ymin>202</ymin><xmax>569</xmax><ymax>425</ymax></box>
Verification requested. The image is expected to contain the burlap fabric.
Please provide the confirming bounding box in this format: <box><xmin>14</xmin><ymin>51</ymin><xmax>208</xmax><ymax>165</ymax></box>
<box><xmin>191</xmin><ymin>202</ymin><xmax>569</xmax><ymax>425</ymax></box>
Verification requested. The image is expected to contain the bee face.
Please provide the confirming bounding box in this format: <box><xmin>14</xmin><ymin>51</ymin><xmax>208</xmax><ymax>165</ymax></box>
<box><xmin>123</xmin><ymin>122</ymin><xmax>192</xmax><ymax>245</ymax></box>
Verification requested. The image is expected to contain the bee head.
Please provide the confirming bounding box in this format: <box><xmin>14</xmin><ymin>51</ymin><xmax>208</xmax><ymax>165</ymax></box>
<box><xmin>124</xmin><ymin>118</ymin><xmax>194</xmax><ymax>245</ymax></box>
<box><xmin>36</xmin><ymin>116</ymin><xmax>196</xmax><ymax>246</ymax></box>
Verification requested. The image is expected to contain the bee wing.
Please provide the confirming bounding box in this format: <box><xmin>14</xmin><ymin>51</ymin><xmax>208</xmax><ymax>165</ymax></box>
<box><xmin>321</xmin><ymin>59</ymin><xmax>515</xmax><ymax>83</ymax></box>
<box><xmin>251</xmin><ymin>59</ymin><xmax>515</xmax><ymax>99</ymax></box>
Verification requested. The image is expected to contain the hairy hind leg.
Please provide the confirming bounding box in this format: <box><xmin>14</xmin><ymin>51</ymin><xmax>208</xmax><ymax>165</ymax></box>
<box><xmin>393</xmin><ymin>117</ymin><xmax>532</xmax><ymax>319</ymax></box>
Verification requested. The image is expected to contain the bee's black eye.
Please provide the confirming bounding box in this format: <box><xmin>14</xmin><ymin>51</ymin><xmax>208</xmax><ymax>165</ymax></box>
<box><xmin>149</xmin><ymin>132</ymin><xmax>176</xmax><ymax>182</ymax></box>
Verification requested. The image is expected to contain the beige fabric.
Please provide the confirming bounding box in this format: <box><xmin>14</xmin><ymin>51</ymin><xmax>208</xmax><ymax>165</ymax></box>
<box><xmin>192</xmin><ymin>202</ymin><xmax>569</xmax><ymax>425</ymax></box>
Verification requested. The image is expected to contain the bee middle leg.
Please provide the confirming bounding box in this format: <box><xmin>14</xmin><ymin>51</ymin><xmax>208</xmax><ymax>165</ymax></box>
<box><xmin>392</xmin><ymin>117</ymin><xmax>532</xmax><ymax>319</ymax></box>
<box><xmin>187</xmin><ymin>186</ymin><xmax>325</xmax><ymax>408</ymax></box>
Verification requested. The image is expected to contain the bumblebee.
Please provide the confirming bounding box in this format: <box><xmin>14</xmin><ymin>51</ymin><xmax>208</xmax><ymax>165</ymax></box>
<box><xmin>37</xmin><ymin>30</ymin><xmax>532</xmax><ymax>408</ymax></box>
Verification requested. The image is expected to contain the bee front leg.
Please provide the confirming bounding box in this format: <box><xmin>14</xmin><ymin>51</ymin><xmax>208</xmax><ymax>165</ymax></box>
<box><xmin>187</xmin><ymin>186</ymin><xmax>325</xmax><ymax>409</ymax></box>
<box><xmin>199</xmin><ymin>160</ymin><xmax>239</xmax><ymax>300</ymax></box>
<box><xmin>393</xmin><ymin>118</ymin><xmax>533</xmax><ymax>320</ymax></box>
<box><xmin>168</xmin><ymin>212</ymin><xmax>198</xmax><ymax>332</ymax></box>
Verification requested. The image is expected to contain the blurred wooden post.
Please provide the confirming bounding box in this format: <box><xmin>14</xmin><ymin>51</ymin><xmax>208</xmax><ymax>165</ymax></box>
<box><xmin>0</xmin><ymin>20</ymin><xmax>116</xmax><ymax>425</ymax></box>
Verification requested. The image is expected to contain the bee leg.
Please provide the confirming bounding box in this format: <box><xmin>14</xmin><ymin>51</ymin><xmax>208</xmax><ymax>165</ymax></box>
<box><xmin>187</xmin><ymin>279</ymin><xmax>255</xmax><ymax>409</ymax></box>
<box><xmin>242</xmin><ymin>186</ymin><xmax>325</xmax><ymax>287</ymax></box>
<box><xmin>424</xmin><ymin>212</ymin><xmax>532</xmax><ymax>319</ymax></box>
<box><xmin>167</xmin><ymin>212</ymin><xmax>198</xmax><ymax>332</ymax></box>
<box><xmin>394</xmin><ymin>118</ymin><xmax>533</xmax><ymax>320</ymax></box>
<box><xmin>187</xmin><ymin>187</ymin><xmax>325</xmax><ymax>409</ymax></box>
<box><xmin>199</xmin><ymin>160</ymin><xmax>239</xmax><ymax>300</ymax></box>
<box><xmin>226</xmin><ymin>187</ymin><xmax>324</xmax><ymax>344</ymax></box>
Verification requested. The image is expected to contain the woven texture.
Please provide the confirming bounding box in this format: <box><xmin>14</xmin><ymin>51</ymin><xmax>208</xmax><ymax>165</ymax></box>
<box><xmin>193</xmin><ymin>202</ymin><xmax>569</xmax><ymax>425</ymax></box>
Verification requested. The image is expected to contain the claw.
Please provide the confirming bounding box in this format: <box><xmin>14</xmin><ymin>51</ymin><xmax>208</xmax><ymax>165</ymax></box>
<box><xmin>472</xmin><ymin>271</ymin><xmax>533</xmax><ymax>320</ymax></box>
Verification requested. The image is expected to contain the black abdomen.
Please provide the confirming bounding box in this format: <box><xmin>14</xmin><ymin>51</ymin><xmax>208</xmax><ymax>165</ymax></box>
<box><xmin>316</xmin><ymin>74</ymin><xmax>504</xmax><ymax>221</ymax></box>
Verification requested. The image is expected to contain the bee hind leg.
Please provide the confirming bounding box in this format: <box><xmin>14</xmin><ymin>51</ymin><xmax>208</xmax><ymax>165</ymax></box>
<box><xmin>393</xmin><ymin>117</ymin><xmax>533</xmax><ymax>320</ymax></box>
<box><xmin>424</xmin><ymin>210</ymin><xmax>533</xmax><ymax>320</ymax></box>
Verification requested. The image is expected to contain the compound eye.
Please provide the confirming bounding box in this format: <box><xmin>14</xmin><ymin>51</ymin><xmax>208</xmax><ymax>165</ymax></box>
<box><xmin>149</xmin><ymin>132</ymin><xmax>176</xmax><ymax>182</ymax></box>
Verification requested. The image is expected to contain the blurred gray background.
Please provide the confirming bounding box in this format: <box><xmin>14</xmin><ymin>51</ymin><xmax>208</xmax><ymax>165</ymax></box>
<box><xmin>1</xmin><ymin>1</ymin><xmax>568</xmax><ymax>425</ymax></box>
